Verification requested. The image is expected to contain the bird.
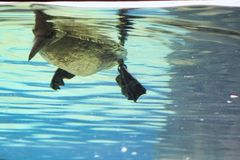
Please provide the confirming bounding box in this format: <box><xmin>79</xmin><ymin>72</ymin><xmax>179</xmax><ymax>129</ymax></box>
<box><xmin>29</xmin><ymin>10</ymin><xmax>146</xmax><ymax>102</ymax></box>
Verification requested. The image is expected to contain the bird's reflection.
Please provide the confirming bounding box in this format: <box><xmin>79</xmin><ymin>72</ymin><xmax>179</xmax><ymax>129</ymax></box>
<box><xmin>29</xmin><ymin>10</ymin><xmax>146</xmax><ymax>102</ymax></box>
<box><xmin>117</xmin><ymin>9</ymin><xmax>134</xmax><ymax>46</ymax></box>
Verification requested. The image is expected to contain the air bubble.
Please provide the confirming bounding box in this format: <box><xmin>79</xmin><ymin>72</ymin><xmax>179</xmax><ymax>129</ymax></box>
<box><xmin>131</xmin><ymin>151</ymin><xmax>137</xmax><ymax>156</ymax></box>
<box><xmin>121</xmin><ymin>147</ymin><xmax>127</xmax><ymax>153</ymax></box>
<box><xmin>230</xmin><ymin>94</ymin><xmax>239</xmax><ymax>99</ymax></box>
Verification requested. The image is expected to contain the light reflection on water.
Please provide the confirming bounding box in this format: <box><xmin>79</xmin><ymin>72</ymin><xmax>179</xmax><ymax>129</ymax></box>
<box><xmin>0</xmin><ymin>3</ymin><xmax>239</xmax><ymax>160</ymax></box>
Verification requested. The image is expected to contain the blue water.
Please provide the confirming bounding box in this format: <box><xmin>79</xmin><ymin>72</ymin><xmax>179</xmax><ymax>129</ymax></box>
<box><xmin>0</xmin><ymin>3</ymin><xmax>240</xmax><ymax>160</ymax></box>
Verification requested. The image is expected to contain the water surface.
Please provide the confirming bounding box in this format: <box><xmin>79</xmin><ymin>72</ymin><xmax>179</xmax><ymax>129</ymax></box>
<box><xmin>0</xmin><ymin>3</ymin><xmax>240</xmax><ymax>160</ymax></box>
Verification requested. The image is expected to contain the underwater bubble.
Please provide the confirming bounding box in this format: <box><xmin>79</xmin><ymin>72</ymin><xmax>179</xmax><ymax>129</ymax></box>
<box><xmin>230</xmin><ymin>94</ymin><xmax>239</xmax><ymax>99</ymax></box>
<box><xmin>121</xmin><ymin>146</ymin><xmax>128</xmax><ymax>153</ymax></box>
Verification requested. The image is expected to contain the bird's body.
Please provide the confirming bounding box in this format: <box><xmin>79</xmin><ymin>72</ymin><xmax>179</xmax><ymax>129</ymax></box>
<box><xmin>29</xmin><ymin>10</ymin><xmax>146</xmax><ymax>102</ymax></box>
<box><xmin>40</xmin><ymin>30</ymin><xmax>127</xmax><ymax>76</ymax></box>
<box><xmin>38</xmin><ymin>20</ymin><xmax>127</xmax><ymax>76</ymax></box>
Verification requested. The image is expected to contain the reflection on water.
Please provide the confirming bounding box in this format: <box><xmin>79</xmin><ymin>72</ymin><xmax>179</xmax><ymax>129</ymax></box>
<box><xmin>0</xmin><ymin>3</ymin><xmax>240</xmax><ymax>160</ymax></box>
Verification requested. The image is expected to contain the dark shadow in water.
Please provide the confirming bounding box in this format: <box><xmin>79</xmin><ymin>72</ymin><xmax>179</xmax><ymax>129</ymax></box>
<box><xmin>156</xmin><ymin>7</ymin><xmax>240</xmax><ymax>160</ymax></box>
<box><xmin>117</xmin><ymin>9</ymin><xmax>135</xmax><ymax>46</ymax></box>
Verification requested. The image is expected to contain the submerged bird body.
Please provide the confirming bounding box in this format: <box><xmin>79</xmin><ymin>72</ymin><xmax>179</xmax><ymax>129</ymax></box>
<box><xmin>29</xmin><ymin>10</ymin><xmax>146</xmax><ymax>102</ymax></box>
<box><xmin>40</xmin><ymin>31</ymin><xmax>127</xmax><ymax>76</ymax></box>
<box><xmin>39</xmin><ymin>20</ymin><xmax>127</xmax><ymax>76</ymax></box>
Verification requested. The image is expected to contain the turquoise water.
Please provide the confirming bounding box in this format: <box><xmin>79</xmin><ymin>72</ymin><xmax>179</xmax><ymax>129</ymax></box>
<box><xmin>0</xmin><ymin>3</ymin><xmax>240</xmax><ymax>160</ymax></box>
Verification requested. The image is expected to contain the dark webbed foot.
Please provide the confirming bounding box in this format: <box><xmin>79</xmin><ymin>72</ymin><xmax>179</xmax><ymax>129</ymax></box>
<box><xmin>51</xmin><ymin>68</ymin><xmax>75</xmax><ymax>90</ymax></box>
<box><xmin>116</xmin><ymin>61</ymin><xmax>146</xmax><ymax>102</ymax></box>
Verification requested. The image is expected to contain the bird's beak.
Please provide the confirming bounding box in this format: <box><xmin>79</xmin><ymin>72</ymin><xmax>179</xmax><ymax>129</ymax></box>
<box><xmin>28</xmin><ymin>36</ymin><xmax>49</xmax><ymax>61</ymax></box>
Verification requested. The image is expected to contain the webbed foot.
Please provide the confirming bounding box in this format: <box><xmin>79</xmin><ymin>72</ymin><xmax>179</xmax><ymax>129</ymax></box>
<box><xmin>116</xmin><ymin>62</ymin><xmax>146</xmax><ymax>102</ymax></box>
<box><xmin>51</xmin><ymin>68</ymin><xmax>75</xmax><ymax>90</ymax></box>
